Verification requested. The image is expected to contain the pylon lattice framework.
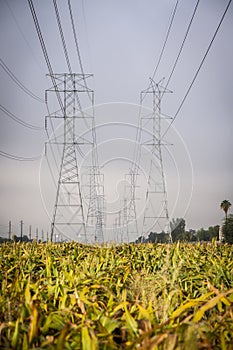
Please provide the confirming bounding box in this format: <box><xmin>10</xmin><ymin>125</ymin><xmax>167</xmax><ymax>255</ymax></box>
<box><xmin>122</xmin><ymin>171</ymin><xmax>139</xmax><ymax>242</ymax></box>
<box><xmin>46</xmin><ymin>73</ymin><xmax>103</xmax><ymax>242</ymax></box>
<box><xmin>140</xmin><ymin>78</ymin><xmax>172</xmax><ymax>242</ymax></box>
<box><xmin>85</xmin><ymin>166</ymin><xmax>104</xmax><ymax>243</ymax></box>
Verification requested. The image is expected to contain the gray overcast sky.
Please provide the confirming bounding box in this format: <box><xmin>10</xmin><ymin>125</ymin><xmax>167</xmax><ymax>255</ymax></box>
<box><xmin>0</xmin><ymin>0</ymin><xmax>232</xmax><ymax>240</ymax></box>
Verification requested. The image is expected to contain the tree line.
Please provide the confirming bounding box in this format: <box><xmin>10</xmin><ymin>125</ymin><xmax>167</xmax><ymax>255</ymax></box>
<box><xmin>135</xmin><ymin>200</ymin><xmax>232</xmax><ymax>244</ymax></box>
<box><xmin>135</xmin><ymin>218</ymin><xmax>220</xmax><ymax>244</ymax></box>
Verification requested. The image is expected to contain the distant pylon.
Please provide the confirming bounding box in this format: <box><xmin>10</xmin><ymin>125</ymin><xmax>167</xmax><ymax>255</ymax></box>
<box><xmin>115</xmin><ymin>210</ymin><xmax>123</xmax><ymax>243</ymax></box>
<box><xmin>141</xmin><ymin>78</ymin><xmax>172</xmax><ymax>242</ymax></box>
<box><xmin>47</xmin><ymin>73</ymin><xmax>94</xmax><ymax>242</ymax></box>
<box><xmin>113</xmin><ymin>216</ymin><xmax>119</xmax><ymax>242</ymax></box>
<box><xmin>122</xmin><ymin>198</ymin><xmax>129</xmax><ymax>243</ymax></box>
<box><xmin>96</xmin><ymin>193</ymin><xmax>105</xmax><ymax>243</ymax></box>
<box><xmin>85</xmin><ymin>165</ymin><xmax>104</xmax><ymax>243</ymax></box>
<box><xmin>124</xmin><ymin>170</ymin><xmax>139</xmax><ymax>241</ymax></box>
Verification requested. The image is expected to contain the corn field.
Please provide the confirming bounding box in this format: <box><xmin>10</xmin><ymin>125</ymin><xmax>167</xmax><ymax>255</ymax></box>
<box><xmin>0</xmin><ymin>241</ymin><xmax>233</xmax><ymax>349</ymax></box>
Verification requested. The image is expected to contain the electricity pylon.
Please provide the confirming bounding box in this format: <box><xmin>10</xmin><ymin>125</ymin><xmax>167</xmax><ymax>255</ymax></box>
<box><xmin>122</xmin><ymin>197</ymin><xmax>129</xmax><ymax>243</ymax></box>
<box><xmin>46</xmin><ymin>73</ymin><xmax>94</xmax><ymax>242</ymax></box>
<box><xmin>85</xmin><ymin>165</ymin><xmax>104</xmax><ymax>243</ymax></box>
<box><xmin>141</xmin><ymin>78</ymin><xmax>172</xmax><ymax>242</ymax></box>
<box><xmin>124</xmin><ymin>171</ymin><xmax>139</xmax><ymax>241</ymax></box>
<box><xmin>114</xmin><ymin>210</ymin><xmax>123</xmax><ymax>243</ymax></box>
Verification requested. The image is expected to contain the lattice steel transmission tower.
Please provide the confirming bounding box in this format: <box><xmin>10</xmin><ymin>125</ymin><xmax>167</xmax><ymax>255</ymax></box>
<box><xmin>141</xmin><ymin>78</ymin><xmax>172</xmax><ymax>242</ymax></box>
<box><xmin>113</xmin><ymin>210</ymin><xmax>123</xmax><ymax>243</ymax></box>
<box><xmin>96</xmin><ymin>192</ymin><xmax>105</xmax><ymax>243</ymax></box>
<box><xmin>122</xmin><ymin>197</ymin><xmax>129</xmax><ymax>243</ymax></box>
<box><xmin>46</xmin><ymin>73</ymin><xmax>96</xmax><ymax>242</ymax></box>
<box><xmin>85</xmin><ymin>165</ymin><xmax>104</xmax><ymax>243</ymax></box>
<box><xmin>123</xmin><ymin>171</ymin><xmax>139</xmax><ymax>241</ymax></box>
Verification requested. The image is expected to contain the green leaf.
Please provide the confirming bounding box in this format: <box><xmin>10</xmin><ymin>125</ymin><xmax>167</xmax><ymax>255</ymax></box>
<box><xmin>22</xmin><ymin>332</ymin><xmax>29</xmax><ymax>350</ymax></box>
<box><xmin>124</xmin><ymin>307</ymin><xmax>138</xmax><ymax>334</ymax></box>
<box><xmin>171</xmin><ymin>292</ymin><xmax>214</xmax><ymax>319</ymax></box>
<box><xmin>11</xmin><ymin>318</ymin><xmax>20</xmax><ymax>348</ymax></box>
<box><xmin>100</xmin><ymin>315</ymin><xmax>119</xmax><ymax>334</ymax></box>
<box><xmin>137</xmin><ymin>303</ymin><xmax>151</xmax><ymax>320</ymax></box>
<box><xmin>24</xmin><ymin>278</ymin><xmax>31</xmax><ymax>306</ymax></box>
<box><xmin>29</xmin><ymin>303</ymin><xmax>39</xmax><ymax>344</ymax></box>
<box><xmin>41</xmin><ymin>313</ymin><xmax>65</xmax><ymax>333</ymax></box>
<box><xmin>55</xmin><ymin>323</ymin><xmax>71</xmax><ymax>350</ymax></box>
<box><xmin>193</xmin><ymin>291</ymin><xmax>233</xmax><ymax>323</ymax></box>
<box><xmin>81</xmin><ymin>326</ymin><xmax>97</xmax><ymax>350</ymax></box>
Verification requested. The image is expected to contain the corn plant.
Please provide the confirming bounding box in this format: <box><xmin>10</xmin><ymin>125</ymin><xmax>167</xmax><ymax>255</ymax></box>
<box><xmin>0</xmin><ymin>241</ymin><xmax>232</xmax><ymax>349</ymax></box>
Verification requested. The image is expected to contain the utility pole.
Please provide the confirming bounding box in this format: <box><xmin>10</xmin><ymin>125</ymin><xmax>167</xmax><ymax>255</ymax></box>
<box><xmin>29</xmin><ymin>225</ymin><xmax>32</xmax><ymax>240</ymax></box>
<box><xmin>140</xmin><ymin>78</ymin><xmax>172</xmax><ymax>242</ymax></box>
<box><xmin>36</xmin><ymin>228</ymin><xmax>38</xmax><ymax>241</ymax></box>
<box><xmin>8</xmin><ymin>220</ymin><xmax>12</xmax><ymax>240</ymax></box>
<box><xmin>20</xmin><ymin>220</ymin><xmax>23</xmax><ymax>242</ymax></box>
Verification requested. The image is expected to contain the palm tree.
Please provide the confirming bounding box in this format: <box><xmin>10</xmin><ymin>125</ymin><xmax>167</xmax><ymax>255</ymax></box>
<box><xmin>220</xmin><ymin>200</ymin><xmax>232</xmax><ymax>220</ymax></box>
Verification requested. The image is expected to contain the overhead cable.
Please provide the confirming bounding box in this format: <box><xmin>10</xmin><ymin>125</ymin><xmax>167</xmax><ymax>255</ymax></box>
<box><xmin>27</xmin><ymin>0</ymin><xmax>64</xmax><ymax>113</ymax></box>
<box><xmin>68</xmin><ymin>0</ymin><xmax>85</xmax><ymax>75</ymax></box>
<box><xmin>53</xmin><ymin>0</ymin><xmax>85</xmax><ymax>117</ymax></box>
<box><xmin>0</xmin><ymin>150</ymin><xmax>41</xmax><ymax>161</ymax></box>
<box><xmin>67</xmin><ymin>0</ymin><xmax>100</xmax><ymax>177</ymax></box>
<box><xmin>162</xmin><ymin>0</ymin><xmax>232</xmax><ymax>139</ymax></box>
<box><xmin>152</xmin><ymin>0</ymin><xmax>179</xmax><ymax>81</ymax></box>
<box><xmin>0</xmin><ymin>103</ymin><xmax>43</xmax><ymax>130</ymax></box>
<box><xmin>53</xmin><ymin>0</ymin><xmax>95</xmax><ymax>159</ymax></box>
<box><xmin>0</xmin><ymin>58</ymin><xmax>44</xmax><ymax>103</ymax></box>
<box><xmin>4</xmin><ymin>0</ymin><xmax>45</xmax><ymax>74</ymax></box>
<box><xmin>67</xmin><ymin>0</ymin><xmax>92</xmax><ymax>101</ymax></box>
<box><xmin>164</xmin><ymin>0</ymin><xmax>200</xmax><ymax>90</ymax></box>
<box><xmin>53</xmin><ymin>0</ymin><xmax>72</xmax><ymax>73</ymax></box>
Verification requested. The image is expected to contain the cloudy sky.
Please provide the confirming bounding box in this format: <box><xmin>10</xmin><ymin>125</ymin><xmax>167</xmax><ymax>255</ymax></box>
<box><xmin>0</xmin><ymin>0</ymin><xmax>232</xmax><ymax>241</ymax></box>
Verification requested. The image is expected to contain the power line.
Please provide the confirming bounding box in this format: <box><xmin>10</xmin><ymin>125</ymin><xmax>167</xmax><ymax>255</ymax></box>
<box><xmin>152</xmin><ymin>0</ymin><xmax>179</xmax><ymax>81</ymax></box>
<box><xmin>28</xmin><ymin>0</ymin><xmax>86</xmax><ymax>167</ymax></box>
<box><xmin>81</xmin><ymin>0</ymin><xmax>93</xmax><ymax>74</ymax></box>
<box><xmin>165</xmin><ymin>0</ymin><xmax>200</xmax><ymax>90</ymax></box>
<box><xmin>52</xmin><ymin>0</ymin><xmax>87</xmax><ymax>117</ymax></box>
<box><xmin>68</xmin><ymin>0</ymin><xmax>85</xmax><ymax>75</ymax></box>
<box><xmin>53</xmin><ymin>0</ymin><xmax>72</xmax><ymax>73</ymax></box>
<box><xmin>53</xmin><ymin>0</ymin><xmax>97</xmax><ymax>160</ymax></box>
<box><xmin>4</xmin><ymin>0</ymin><xmax>46</xmax><ymax>75</ymax></box>
<box><xmin>52</xmin><ymin>2</ymin><xmax>103</xmax><ymax>241</ymax></box>
<box><xmin>29</xmin><ymin>0</ymin><xmax>89</xmax><ymax>176</ymax></box>
<box><xmin>0</xmin><ymin>58</ymin><xmax>44</xmax><ymax>103</ymax></box>
<box><xmin>67</xmin><ymin>0</ymin><xmax>100</xmax><ymax>185</ymax></box>
<box><xmin>52</xmin><ymin>0</ymin><xmax>88</xmax><ymax>122</ymax></box>
<box><xmin>67</xmin><ymin>0</ymin><xmax>92</xmax><ymax>101</ymax></box>
<box><xmin>28</xmin><ymin>0</ymin><xmax>87</xmax><ymax>165</ymax></box>
<box><xmin>162</xmin><ymin>0</ymin><xmax>232</xmax><ymax>139</ymax></box>
<box><xmin>0</xmin><ymin>103</ymin><xmax>43</xmax><ymax>130</ymax></box>
<box><xmin>67</xmin><ymin>0</ymin><xmax>100</xmax><ymax>172</ymax></box>
<box><xmin>0</xmin><ymin>150</ymin><xmax>41</xmax><ymax>161</ymax></box>
<box><xmin>27</xmin><ymin>0</ymin><xmax>64</xmax><ymax>113</ymax></box>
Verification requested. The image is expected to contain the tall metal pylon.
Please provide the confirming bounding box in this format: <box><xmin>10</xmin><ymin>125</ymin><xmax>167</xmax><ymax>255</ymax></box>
<box><xmin>96</xmin><ymin>193</ymin><xmax>105</xmax><ymax>243</ymax></box>
<box><xmin>85</xmin><ymin>165</ymin><xmax>105</xmax><ymax>243</ymax></box>
<box><xmin>46</xmin><ymin>73</ymin><xmax>95</xmax><ymax>242</ymax></box>
<box><xmin>123</xmin><ymin>171</ymin><xmax>139</xmax><ymax>241</ymax></box>
<box><xmin>114</xmin><ymin>210</ymin><xmax>123</xmax><ymax>243</ymax></box>
<box><xmin>140</xmin><ymin>78</ymin><xmax>172</xmax><ymax>242</ymax></box>
<box><xmin>122</xmin><ymin>197</ymin><xmax>129</xmax><ymax>243</ymax></box>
